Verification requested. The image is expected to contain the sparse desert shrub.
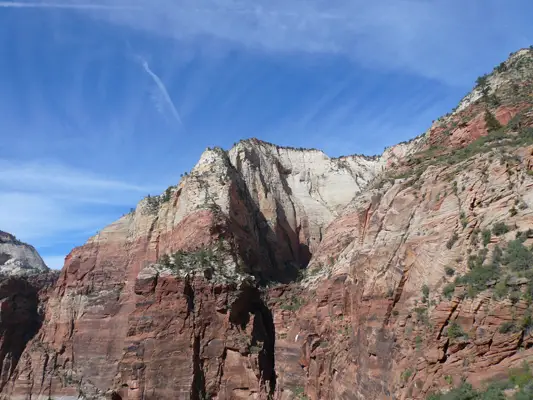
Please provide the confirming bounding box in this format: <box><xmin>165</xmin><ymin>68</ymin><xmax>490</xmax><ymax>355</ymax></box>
<box><xmin>482</xmin><ymin>229</ymin><xmax>492</xmax><ymax>246</ymax></box>
<box><xmin>503</xmin><ymin>239</ymin><xmax>533</xmax><ymax>271</ymax></box>
<box><xmin>492</xmin><ymin>222</ymin><xmax>510</xmax><ymax>236</ymax></box>
<box><xmin>509</xmin><ymin>290</ymin><xmax>521</xmax><ymax>304</ymax></box>
<box><xmin>509</xmin><ymin>362</ymin><xmax>533</xmax><ymax>387</ymax></box>
<box><xmin>520</xmin><ymin>314</ymin><xmax>533</xmax><ymax>330</ymax></box>
<box><xmin>494</xmin><ymin>279</ymin><xmax>509</xmax><ymax>299</ymax></box>
<box><xmin>422</xmin><ymin>284</ymin><xmax>430</xmax><ymax>298</ymax></box>
<box><xmin>447</xmin><ymin>322</ymin><xmax>465</xmax><ymax>339</ymax></box>
<box><xmin>446</xmin><ymin>232</ymin><xmax>459</xmax><ymax>249</ymax></box>
<box><xmin>401</xmin><ymin>368</ymin><xmax>413</xmax><ymax>382</ymax></box>
<box><xmin>456</xmin><ymin>259</ymin><xmax>499</xmax><ymax>297</ymax></box>
<box><xmin>492</xmin><ymin>245</ymin><xmax>503</xmax><ymax>264</ymax></box>
<box><xmin>428</xmin><ymin>362</ymin><xmax>533</xmax><ymax>399</ymax></box>
<box><xmin>499</xmin><ymin>321</ymin><xmax>517</xmax><ymax>334</ymax></box>
<box><xmin>443</xmin><ymin>283</ymin><xmax>456</xmax><ymax>299</ymax></box>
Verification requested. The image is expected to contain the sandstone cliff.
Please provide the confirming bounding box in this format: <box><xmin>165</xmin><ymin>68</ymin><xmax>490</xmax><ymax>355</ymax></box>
<box><xmin>0</xmin><ymin>231</ymin><xmax>58</xmax><ymax>395</ymax></box>
<box><xmin>2</xmin><ymin>48</ymin><xmax>533</xmax><ymax>400</ymax></box>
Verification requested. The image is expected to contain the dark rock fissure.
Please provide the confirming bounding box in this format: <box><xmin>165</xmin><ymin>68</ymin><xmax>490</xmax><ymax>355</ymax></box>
<box><xmin>191</xmin><ymin>334</ymin><xmax>206</xmax><ymax>400</ymax></box>
<box><xmin>253</xmin><ymin>301</ymin><xmax>276</xmax><ymax>396</ymax></box>
<box><xmin>229</xmin><ymin>284</ymin><xmax>277</xmax><ymax>395</ymax></box>
<box><xmin>0</xmin><ymin>276</ymin><xmax>53</xmax><ymax>391</ymax></box>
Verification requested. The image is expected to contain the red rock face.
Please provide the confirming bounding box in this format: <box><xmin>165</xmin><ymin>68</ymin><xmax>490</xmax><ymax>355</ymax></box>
<box><xmin>0</xmin><ymin>272</ymin><xmax>58</xmax><ymax>394</ymax></box>
<box><xmin>3</xmin><ymin>49</ymin><xmax>533</xmax><ymax>400</ymax></box>
<box><xmin>1</xmin><ymin>199</ymin><xmax>283</xmax><ymax>400</ymax></box>
<box><xmin>116</xmin><ymin>274</ymin><xmax>276</xmax><ymax>400</ymax></box>
<box><xmin>424</xmin><ymin>103</ymin><xmax>528</xmax><ymax>150</ymax></box>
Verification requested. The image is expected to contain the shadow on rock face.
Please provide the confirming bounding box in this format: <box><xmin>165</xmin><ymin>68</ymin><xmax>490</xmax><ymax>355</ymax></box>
<box><xmin>229</xmin><ymin>284</ymin><xmax>277</xmax><ymax>395</ymax></box>
<box><xmin>0</xmin><ymin>276</ymin><xmax>48</xmax><ymax>391</ymax></box>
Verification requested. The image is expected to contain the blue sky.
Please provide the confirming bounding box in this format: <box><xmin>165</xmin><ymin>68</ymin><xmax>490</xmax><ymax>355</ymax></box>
<box><xmin>0</xmin><ymin>0</ymin><xmax>532</xmax><ymax>269</ymax></box>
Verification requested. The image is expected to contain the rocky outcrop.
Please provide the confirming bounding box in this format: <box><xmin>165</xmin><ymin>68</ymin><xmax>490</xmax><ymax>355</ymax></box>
<box><xmin>3</xmin><ymin>48</ymin><xmax>533</xmax><ymax>400</ymax></box>
<box><xmin>0</xmin><ymin>231</ymin><xmax>48</xmax><ymax>276</ymax></box>
<box><xmin>274</xmin><ymin>144</ymin><xmax>533</xmax><ymax>399</ymax></box>
<box><xmin>1</xmin><ymin>141</ymin><xmax>383</xmax><ymax>400</ymax></box>
<box><xmin>228</xmin><ymin>139</ymin><xmax>383</xmax><ymax>262</ymax></box>
<box><xmin>0</xmin><ymin>231</ymin><xmax>58</xmax><ymax>394</ymax></box>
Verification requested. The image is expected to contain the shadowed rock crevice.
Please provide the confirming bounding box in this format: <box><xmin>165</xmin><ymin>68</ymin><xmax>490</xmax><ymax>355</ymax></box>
<box><xmin>0</xmin><ymin>274</ymin><xmax>57</xmax><ymax>391</ymax></box>
<box><xmin>229</xmin><ymin>284</ymin><xmax>277</xmax><ymax>395</ymax></box>
<box><xmin>191</xmin><ymin>334</ymin><xmax>206</xmax><ymax>400</ymax></box>
<box><xmin>225</xmin><ymin>161</ymin><xmax>311</xmax><ymax>284</ymax></box>
<box><xmin>253</xmin><ymin>301</ymin><xmax>276</xmax><ymax>396</ymax></box>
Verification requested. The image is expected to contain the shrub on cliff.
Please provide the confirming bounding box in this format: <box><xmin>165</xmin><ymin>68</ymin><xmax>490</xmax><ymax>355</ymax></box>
<box><xmin>443</xmin><ymin>283</ymin><xmax>456</xmax><ymax>299</ymax></box>
<box><xmin>498</xmin><ymin>321</ymin><xmax>517</xmax><ymax>334</ymax></box>
<box><xmin>446</xmin><ymin>233</ymin><xmax>459</xmax><ymax>249</ymax></box>
<box><xmin>427</xmin><ymin>382</ymin><xmax>478</xmax><ymax>400</ymax></box>
<box><xmin>159</xmin><ymin>253</ymin><xmax>171</xmax><ymax>268</ymax></box>
<box><xmin>279</xmin><ymin>295</ymin><xmax>303</xmax><ymax>311</ymax></box>
<box><xmin>447</xmin><ymin>322</ymin><xmax>465</xmax><ymax>339</ymax></box>
<box><xmin>459</xmin><ymin>264</ymin><xmax>500</xmax><ymax>298</ymax></box>
<box><xmin>482</xmin><ymin>229</ymin><xmax>492</xmax><ymax>246</ymax></box>
<box><xmin>422</xmin><ymin>284</ymin><xmax>430</xmax><ymax>297</ymax></box>
<box><xmin>492</xmin><ymin>222</ymin><xmax>510</xmax><ymax>236</ymax></box>
<box><xmin>476</xmin><ymin>74</ymin><xmax>489</xmax><ymax>89</ymax></box>
<box><xmin>502</xmin><ymin>239</ymin><xmax>533</xmax><ymax>271</ymax></box>
<box><xmin>161</xmin><ymin>186</ymin><xmax>173</xmax><ymax>202</ymax></box>
<box><xmin>427</xmin><ymin>363</ymin><xmax>533</xmax><ymax>399</ymax></box>
<box><xmin>485</xmin><ymin>110</ymin><xmax>502</xmax><ymax>133</ymax></box>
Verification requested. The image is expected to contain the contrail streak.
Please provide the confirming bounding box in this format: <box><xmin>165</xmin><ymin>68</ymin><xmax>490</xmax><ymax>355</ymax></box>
<box><xmin>138</xmin><ymin>57</ymin><xmax>184</xmax><ymax>127</ymax></box>
<box><xmin>0</xmin><ymin>1</ymin><xmax>139</xmax><ymax>10</ymax></box>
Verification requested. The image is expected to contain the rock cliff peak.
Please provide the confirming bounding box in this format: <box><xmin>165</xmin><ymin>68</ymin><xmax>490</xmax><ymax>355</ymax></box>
<box><xmin>0</xmin><ymin>230</ymin><xmax>49</xmax><ymax>276</ymax></box>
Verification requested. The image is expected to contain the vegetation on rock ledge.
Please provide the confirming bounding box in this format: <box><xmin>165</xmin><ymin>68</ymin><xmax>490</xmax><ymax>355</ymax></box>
<box><xmin>427</xmin><ymin>362</ymin><xmax>533</xmax><ymax>399</ymax></box>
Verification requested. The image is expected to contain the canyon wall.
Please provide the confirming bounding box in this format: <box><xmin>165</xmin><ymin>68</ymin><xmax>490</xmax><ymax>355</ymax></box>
<box><xmin>2</xmin><ymin>48</ymin><xmax>533</xmax><ymax>400</ymax></box>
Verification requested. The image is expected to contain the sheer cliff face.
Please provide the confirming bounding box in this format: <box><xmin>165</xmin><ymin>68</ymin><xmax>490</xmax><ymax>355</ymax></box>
<box><xmin>282</xmin><ymin>146</ymin><xmax>533</xmax><ymax>399</ymax></box>
<box><xmin>0</xmin><ymin>232</ymin><xmax>57</xmax><ymax>395</ymax></box>
<box><xmin>3</xmin><ymin>48</ymin><xmax>533</xmax><ymax>400</ymax></box>
<box><xmin>1</xmin><ymin>141</ymin><xmax>382</xmax><ymax>400</ymax></box>
<box><xmin>227</xmin><ymin>140</ymin><xmax>383</xmax><ymax>267</ymax></box>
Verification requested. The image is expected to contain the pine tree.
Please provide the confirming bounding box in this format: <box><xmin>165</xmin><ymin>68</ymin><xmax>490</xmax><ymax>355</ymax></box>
<box><xmin>484</xmin><ymin>109</ymin><xmax>502</xmax><ymax>132</ymax></box>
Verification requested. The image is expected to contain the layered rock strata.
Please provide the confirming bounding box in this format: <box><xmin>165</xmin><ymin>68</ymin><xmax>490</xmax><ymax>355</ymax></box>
<box><xmin>2</xmin><ymin>48</ymin><xmax>533</xmax><ymax>400</ymax></box>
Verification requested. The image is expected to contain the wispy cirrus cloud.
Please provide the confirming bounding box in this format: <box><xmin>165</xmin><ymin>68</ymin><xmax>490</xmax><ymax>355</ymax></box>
<box><xmin>0</xmin><ymin>159</ymin><xmax>154</xmax><ymax>245</ymax></box>
<box><xmin>4</xmin><ymin>0</ymin><xmax>531</xmax><ymax>86</ymax></box>
<box><xmin>73</xmin><ymin>0</ymin><xmax>532</xmax><ymax>86</ymax></box>
<box><xmin>0</xmin><ymin>1</ymin><xmax>137</xmax><ymax>10</ymax></box>
<box><xmin>137</xmin><ymin>56</ymin><xmax>184</xmax><ymax>127</ymax></box>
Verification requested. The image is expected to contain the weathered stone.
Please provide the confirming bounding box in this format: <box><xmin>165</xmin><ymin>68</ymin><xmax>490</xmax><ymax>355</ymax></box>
<box><xmin>3</xmin><ymin>48</ymin><xmax>533</xmax><ymax>400</ymax></box>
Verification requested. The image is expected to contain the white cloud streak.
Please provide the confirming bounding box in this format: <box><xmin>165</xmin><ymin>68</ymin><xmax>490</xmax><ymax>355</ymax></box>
<box><xmin>73</xmin><ymin>0</ymin><xmax>528</xmax><ymax>86</ymax></box>
<box><xmin>0</xmin><ymin>160</ymin><xmax>152</xmax><ymax>205</ymax></box>
<box><xmin>137</xmin><ymin>56</ymin><xmax>184</xmax><ymax>126</ymax></box>
<box><xmin>2</xmin><ymin>1</ymin><xmax>530</xmax><ymax>86</ymax></box>
<box><xmin>0</xmin><ymin>160</ymin><xmax>154</xmax><ymax>245</ymax></box>
<box><xmin>0</xmin><ymin>1</ymin><xmax>138</xmax><ymax>10</ymax></box>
